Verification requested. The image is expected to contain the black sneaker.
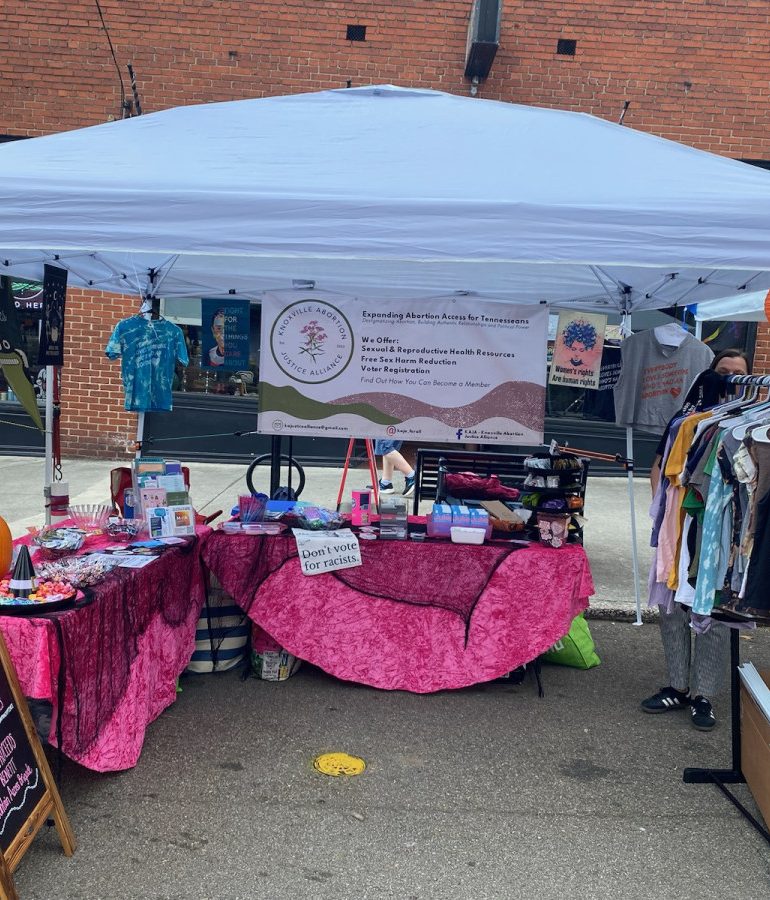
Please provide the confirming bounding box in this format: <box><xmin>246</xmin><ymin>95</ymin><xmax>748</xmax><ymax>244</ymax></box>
<box><xmin>690</xmin><ymin>695</ymin><xmax>716</xmax><ymax>731</ymax></box>
<box><xmin>378</xmin><ymin>480</ymin><xmax>394</xmax><ymax>495</ymax></box>
<box><xmin>641</xmin><ymin>686</ymin><xmax>691</xmax><ymax>714</ymax></box>
<box><xmin>403</xmin><ymin>474</ymin><xmax>415</xmax><ymax>497</ymax></box>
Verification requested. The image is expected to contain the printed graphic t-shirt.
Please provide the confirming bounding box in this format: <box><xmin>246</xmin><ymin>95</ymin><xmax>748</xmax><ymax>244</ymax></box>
<box><xmin>613</xmin><ymin>331</ymin><xmax>713</xmax><ymax>433</ymax></box>
<box><xmin>105</xmin><ymin>317</ymin><xmax>188</xmax><ymax>412</ymax></box>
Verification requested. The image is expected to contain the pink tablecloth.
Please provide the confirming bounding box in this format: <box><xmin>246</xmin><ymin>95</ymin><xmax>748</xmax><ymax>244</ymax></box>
<box><xmin>0</xmin><ymin>529</ymin><xmax>207</xmax><ymax>771</ymax></box>
<box><xmin>202</xmin><ymin>533</ymin><xmax>594</xmax><ymax>692</ymax></box>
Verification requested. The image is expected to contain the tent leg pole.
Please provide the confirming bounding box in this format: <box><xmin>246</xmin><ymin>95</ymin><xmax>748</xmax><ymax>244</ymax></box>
<box><xmin>135</xmin><ymin>412</ymin><xmax>145</xmax><ymax>459</ymax></box>
<box><xmin>44</xmin><ymin>365</ymin><xmax>54</xmax><ymax>525</ymax></box>
<box><xmin>626</xmin><ymin>425</ymin><xmax>643</xmax><ymax>626</ymax></box>
<box><xmin>270</xmin><ymin>434</ymin><xmax>282</xmax><ymax>498</ymax></box>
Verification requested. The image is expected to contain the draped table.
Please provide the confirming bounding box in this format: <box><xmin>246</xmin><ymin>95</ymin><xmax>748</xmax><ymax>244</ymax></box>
<box><xmin>202</xmin><ymin>532</ymin><xmax>594</xmax><ymax>692</ymax></box>
<box><xmin>0</xmin><ymin>528</ymin><xmax>207</xmax><ymax>772</ymax></box>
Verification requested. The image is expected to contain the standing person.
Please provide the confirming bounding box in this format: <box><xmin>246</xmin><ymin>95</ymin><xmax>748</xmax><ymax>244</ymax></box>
<box><xmin>374</xmin><ymin>439</ymin><xmax>415</xmax><ymax>496</ymax></box>
<box><xmin>649</xmin><ymin>349</ymin><xmax>751</xmax><ymax>495</ymax></box>
<box><xmin>642</xmin><ymin>348</ymin><xmax>750</xmax><ymax>731</ymax></box>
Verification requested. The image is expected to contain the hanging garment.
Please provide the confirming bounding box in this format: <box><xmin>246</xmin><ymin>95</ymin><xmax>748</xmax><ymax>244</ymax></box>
<box><xmin>613</xmin><ymin>330</ymin><xmax>713</xmax><ymax>433</ymax></box>
<box><xmin>663</xmin><ymin>411</ymin><xmax>713</xmax><ymax>589</ymax></box>
<box><xmin>692</xmin><ymin>438</ymin><xmax>734</xmax><ymax>616</ymax></box>
<box><xmin>105</xmin><ymin>316</ymin><xmax>188</xmax><ymax>412</ymax></box>
<box><xmin>739</xmin><ymin>440</ymin><xmax>770</xmax><ymax>614</ymax></box>
<box><xmin>649</xmin><ymin>380</ymin><xmax>770</xmax><ymax>624</ymax></box>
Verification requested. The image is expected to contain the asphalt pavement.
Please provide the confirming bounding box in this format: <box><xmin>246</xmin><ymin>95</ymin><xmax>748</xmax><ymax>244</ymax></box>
<box><xmin>1</xmin><ymin>455</ymin><xmax>769</xmax><ymax>898</ymax></box>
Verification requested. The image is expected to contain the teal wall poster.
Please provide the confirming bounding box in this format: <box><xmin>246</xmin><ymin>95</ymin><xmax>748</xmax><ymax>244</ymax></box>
<box><xmin>38</xmin><ymin>264</ymin><xmax>67</xmax><ymax>366</ymax></box>
<box><xmin>201</xmin><ymin>298</ymin><xmax>250</xmax><ymax>370</ymax></box>
<box><xmin>258</xmin><ymin>292</ymin><xmax>548</xmax><ymax>445</ymax></box>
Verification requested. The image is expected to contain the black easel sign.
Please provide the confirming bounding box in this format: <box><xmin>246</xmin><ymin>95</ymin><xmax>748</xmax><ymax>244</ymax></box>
<box><xmin>0</xmin><ymin>631</ymin><xmax>75</xmax><ymax>899</ymax></box>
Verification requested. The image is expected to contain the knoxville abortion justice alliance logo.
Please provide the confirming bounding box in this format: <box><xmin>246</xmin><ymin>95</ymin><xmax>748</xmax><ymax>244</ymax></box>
<box><xmin>270</xmin><ymin>300</ymin><xmax>354</xmax><ymax>384</ymax></box>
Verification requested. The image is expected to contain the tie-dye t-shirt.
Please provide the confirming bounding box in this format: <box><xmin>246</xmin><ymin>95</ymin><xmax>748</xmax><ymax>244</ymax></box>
<box><xmin>105</xmin><ymin>317</ymin><xmax>188</xmax><ymax>412</ymax></box>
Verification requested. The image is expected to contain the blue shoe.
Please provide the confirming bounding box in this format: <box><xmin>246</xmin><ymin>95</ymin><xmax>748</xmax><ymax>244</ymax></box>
<box><xmin>403</xmin><ymin>474</ymin><xmax>415</xmax><ymax>497</ymax></box>
<box><xmin>378</xmin><ymin>480</ymin><xmax>394</xmax><ymax>494</ymax></box>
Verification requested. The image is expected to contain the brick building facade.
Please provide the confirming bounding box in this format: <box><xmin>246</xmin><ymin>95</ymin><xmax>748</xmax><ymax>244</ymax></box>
<box><xmin>1</xmin><ymin>1</ymin><xmax>769</xmax><ymax>458</ymax></box>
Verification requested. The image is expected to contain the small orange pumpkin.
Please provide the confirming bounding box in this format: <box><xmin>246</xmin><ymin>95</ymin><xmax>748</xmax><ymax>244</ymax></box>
<box><xmin>0</xmin><ymin>516</ymin><xmax>12</xmax><ymax>577</ymax></box>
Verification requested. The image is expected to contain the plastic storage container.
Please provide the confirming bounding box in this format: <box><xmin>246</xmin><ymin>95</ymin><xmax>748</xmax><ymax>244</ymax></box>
<box><xmin>450</xmin><ymin>526</ymin><xmax>485</xmax><ymax>545</ymax></box>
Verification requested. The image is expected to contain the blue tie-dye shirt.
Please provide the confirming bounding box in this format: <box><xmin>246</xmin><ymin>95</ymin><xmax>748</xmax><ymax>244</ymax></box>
<box><xmin>105</xmin><ymin>317</ymin><xmax>188</xmax><ymax>412</ymax></box>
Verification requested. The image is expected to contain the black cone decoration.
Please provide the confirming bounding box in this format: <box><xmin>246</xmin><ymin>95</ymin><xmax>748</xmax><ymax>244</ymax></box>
<box><xmin>9</xmin><ymin>544</ymin><xmax>37</xmax><ymax>598</ymax></box>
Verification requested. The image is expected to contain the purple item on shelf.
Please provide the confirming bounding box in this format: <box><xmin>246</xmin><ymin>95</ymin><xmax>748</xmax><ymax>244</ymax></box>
<box><xmin>239</xmin><ymin>493</ymin><xmax>268</xmax><ymax>523</ymax></box>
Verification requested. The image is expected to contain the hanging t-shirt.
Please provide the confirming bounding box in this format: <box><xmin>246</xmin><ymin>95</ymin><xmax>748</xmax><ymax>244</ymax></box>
<box><xmin>613</xmin><ymin>330</ymin><xmax>713</xmax><ymax>433</ymax></box>
<box><xmin>105</xmin><ymin>316</ymin><xmax>188</xmax><ymax>412</ymax></box>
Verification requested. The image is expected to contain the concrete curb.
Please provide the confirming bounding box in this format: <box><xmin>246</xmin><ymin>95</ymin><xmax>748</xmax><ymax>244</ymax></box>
<box><xmin>585</xmin><ymin>605</ymin><xmax>658</xmax><ymax>624</ymax></box>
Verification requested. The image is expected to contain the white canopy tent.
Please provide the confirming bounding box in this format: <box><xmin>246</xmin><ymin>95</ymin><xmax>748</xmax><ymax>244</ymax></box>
<box><xmin>695</xmin><ymin>291</ymin><xmax>768</xmax><ymax>322</ymax></box>
<box><xmin>3</xmin><ymin>84</ymin><xmax>770</xmax><ymax>623</ymax></box>
<box><xmin>3</xmin><ymin>84</ymin><xmax>770</xmax><ymax>309</ymax></box>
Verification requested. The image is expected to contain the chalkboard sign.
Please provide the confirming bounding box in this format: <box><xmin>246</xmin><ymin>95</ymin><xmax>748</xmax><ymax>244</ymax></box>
<box><xmin>0</xmin><ymin>630</ymin><xmax>75</xmax><ymax>899</ymax></box>
<box><xmin>0</xmin><ymin>677</ymin><xmax>46</xmax><ymax>855</ymax></box>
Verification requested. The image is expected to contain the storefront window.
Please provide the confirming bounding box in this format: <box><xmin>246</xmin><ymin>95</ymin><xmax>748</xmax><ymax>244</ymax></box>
<box><xmin>161</xmin><ymin>298</ymin><xmax>261</xmax><ymax>397</ymax></box>
<box><xmin>0</xmin><ymin>280</ymin><xmax>44</xmax><ymax>403</ymax></box>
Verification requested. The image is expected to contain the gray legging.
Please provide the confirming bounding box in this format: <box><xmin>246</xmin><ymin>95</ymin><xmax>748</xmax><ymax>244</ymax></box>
<box><xmin>659</xmin><ymin>603</ymin><xmax>729</xmax><ymax>698</ymax></box>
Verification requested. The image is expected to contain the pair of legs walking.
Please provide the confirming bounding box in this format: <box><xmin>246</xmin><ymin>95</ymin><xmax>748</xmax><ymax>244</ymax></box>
<box><xmin>374</xmin><ymin>440</ymin><xmax>415</xmax><ymax>497</ymax></box>
<box><xmin>642</xmin><ymin>603</ymin><xmax>729</xmax><ymax>731</ymax></box>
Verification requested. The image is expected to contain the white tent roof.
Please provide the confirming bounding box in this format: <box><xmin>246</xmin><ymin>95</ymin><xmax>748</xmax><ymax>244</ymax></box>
<box><xmin>695</xmin><ymin>291</ymin><xmax>768</xmax><ymax>322</ymax></box>
<box><xmin>3</xmin><ymin>84</ymin><xmax>770</xmax><ymax>311</ymax></box>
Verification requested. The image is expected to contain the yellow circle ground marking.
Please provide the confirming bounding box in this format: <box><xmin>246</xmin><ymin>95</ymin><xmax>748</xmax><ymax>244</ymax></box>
<box><xmin>313</xmin><ymin>752</ymin><xmax>366</xmax><ymax>777</ymax></box>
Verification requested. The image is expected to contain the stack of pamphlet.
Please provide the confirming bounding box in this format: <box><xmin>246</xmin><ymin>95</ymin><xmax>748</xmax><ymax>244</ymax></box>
<box><xmin>132</xmin><ymin>458</ymin><xmax>196</xmax><ymax>537</ymax></box>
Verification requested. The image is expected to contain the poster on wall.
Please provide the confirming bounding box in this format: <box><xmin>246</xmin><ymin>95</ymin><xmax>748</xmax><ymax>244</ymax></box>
<box><xmin>258</xmin><ymin>292</ymin><xmax>548</xmax><ymax>445</ymax></box>
<box><xmin>37</xmin><ymin>264</ymin><xmax>67</xmax><ymax>366</ymax></box>
<box><xmin>548</xmin><ymin>311</ymin><xmax>607</xmax><ymax>389</ymax></box>
<box><xmin>200</xmin><ymin>298</ymin><xmax>250</xmax><ymax>370</ymax></box>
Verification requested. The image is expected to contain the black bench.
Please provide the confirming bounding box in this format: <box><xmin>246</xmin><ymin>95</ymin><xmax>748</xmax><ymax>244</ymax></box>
<box><xmin>412</xmin><ymin>446</ymin><xmax>590</xmax><ymax>544</ymax></box>
<box><xmin>412</xmin><ymin>448</ymin><xmax>530</xmax><ymax>515</ymax></box>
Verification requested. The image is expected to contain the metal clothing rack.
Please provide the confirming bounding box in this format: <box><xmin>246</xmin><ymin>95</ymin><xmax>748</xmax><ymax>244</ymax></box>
<box><xmin>682</xmin><ymin>372</ymin><xmax>770</xmax><ymax>845</ymax></box>
<box><xmin>683</xmin><ymin>628</ymin><xmax>770</xmax><ymax>845</ymax></box>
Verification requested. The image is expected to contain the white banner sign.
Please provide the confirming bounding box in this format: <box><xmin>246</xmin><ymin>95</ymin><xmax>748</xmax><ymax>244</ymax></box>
<box><xmin>294</xmin><ymin>528</ymin><xmax>362</xmax><ymax>576</ymax></box>
<box><xmin>258</xmin><ymin>292</ymin><xmax>548</xmax><ymax>445</ymax></box>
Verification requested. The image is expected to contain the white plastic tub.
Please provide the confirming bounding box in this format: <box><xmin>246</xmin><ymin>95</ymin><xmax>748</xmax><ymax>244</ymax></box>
<box><xmin>450</xmin><ymin>526</ymin><xmax>485</xmax><ymax>545</ymax></box>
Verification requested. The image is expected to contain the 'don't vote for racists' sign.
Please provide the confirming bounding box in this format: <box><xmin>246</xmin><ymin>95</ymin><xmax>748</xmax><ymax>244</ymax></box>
<box><xmin>293</xmin><ymin>529</ymin><xmax>362</xmax><ymax>576</ymax></box>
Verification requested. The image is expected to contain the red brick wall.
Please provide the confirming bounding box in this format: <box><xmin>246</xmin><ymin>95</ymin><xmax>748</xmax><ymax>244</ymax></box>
<box><xmin>4</xmin><ymin>2</ymin><xmax>770</xmax><ymax>155</ymax></box>
<box><xmin>2</xmin><ymin>1</ymin><xmax>769</xmax><ymax>453</ymax></box>
<box><xmin>61</xmin><ymin>290</ymin><xmax>138</xmax><ymax>458</ymax></box>
<box><xmin>753</xmin><ymin>321</ymin><xmax>770</xmax><ymax>376</ymax></box>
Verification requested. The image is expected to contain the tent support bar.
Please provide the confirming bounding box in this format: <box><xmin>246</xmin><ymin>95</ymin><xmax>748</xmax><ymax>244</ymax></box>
<box><xmin>44</xmin><ymin>365</ymin><xmax>54</xmax><ymax>526</ymax></box>
<box><xmin>135</xmin><ymin>412</ymin><xmax>145</xmax><ymax>459</ymax></box>
<box><xmin>270</xmin><ymin>435</ymin><xmax>282</xmax><ymax>498</ymax></box>
<box><xmin>626</xmin><ymin>426</ymin><xmax>642</xmax><ymax>626</ymax></box>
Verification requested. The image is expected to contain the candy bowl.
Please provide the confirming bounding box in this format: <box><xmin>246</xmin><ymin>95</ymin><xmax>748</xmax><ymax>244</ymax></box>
<box><xmin>105</xmin><ymin>518</ymin><xmax>147</xmax><ymax>540</ymax></box>
<box><xmin>0</xmin><ymin>576</ymin><xmax>78</xmax><ymax>615</ymax></box>
<box><xmin>67</xmin><ymin>504</ymin><xmax>113</xmax><ymax>531</ymax></box>
<box><xmin>31</xmin><ymin>526</ymin><xmax>85</xmax><ymax>558</ymax></box>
